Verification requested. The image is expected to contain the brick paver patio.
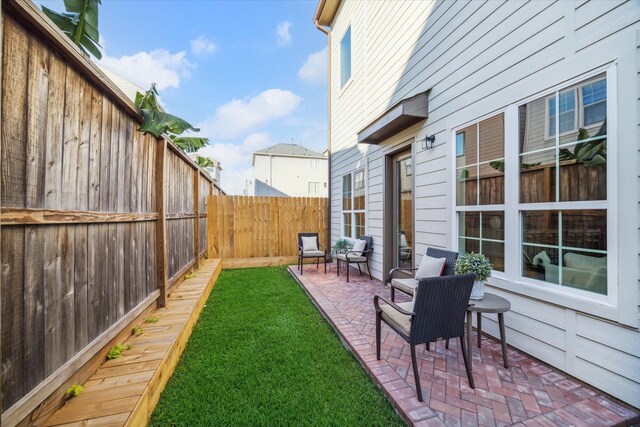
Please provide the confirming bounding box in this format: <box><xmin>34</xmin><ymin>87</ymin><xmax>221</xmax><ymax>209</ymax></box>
<box><xmin>289</xmin><ymin>263</ymin><xmax>640</xmax><ymax>427</ymax></box>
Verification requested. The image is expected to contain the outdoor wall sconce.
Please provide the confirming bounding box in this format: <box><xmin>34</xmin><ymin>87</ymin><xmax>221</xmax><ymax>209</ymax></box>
<box><xmin>421</xmin><ymin>135</ymin><xmax>435</xmax><ymax>150</ymax></box>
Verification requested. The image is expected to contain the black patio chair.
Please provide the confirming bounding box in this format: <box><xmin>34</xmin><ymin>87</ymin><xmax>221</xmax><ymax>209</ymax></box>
<box><xmin>297</xmin><ymin>232</ymin><xmax>327</xmax><ymax>275</ymax></box>
<box><xmin>374</xmin><ymin>274</ymin><xmax>476</xmax><ymax>401</ymax></box>
<box><xmin>388</xmin><ymin>248</ymin><xmax>458</xmax><ymax>302</ymax></box>
<box><xmin>336</xmin><ymin>235</ymin><xmax>373</xmax><ymax>282</ymax></box>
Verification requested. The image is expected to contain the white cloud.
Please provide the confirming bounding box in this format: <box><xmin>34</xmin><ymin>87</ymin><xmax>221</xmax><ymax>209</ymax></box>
<box><xmin>199</xmin><ymin>89</ymin><xmax>302</xmax><ymax>140</ymax></box>
<box><xmin>100</xmin><ymin>49</ymin><xmax>193</xmax><ymax>91</ymax></box>
<box><xmin>276</xmin><ymin>21</ymin><xmax>292</xmax><ymax>47</ymax></box>
<box><xmin>298</xmin><ymin>47</ymin><xmax>327</xmax><ymax>84</ymax></box>
<box><xmin>191</xmin><ymin>36</ymin><xmax>217</xmax><ymax>56</ymax></box>
<box><xmin>197</xmin><ymin>133</ymin><xmax>272</xmax><ymax>195</ymax></box>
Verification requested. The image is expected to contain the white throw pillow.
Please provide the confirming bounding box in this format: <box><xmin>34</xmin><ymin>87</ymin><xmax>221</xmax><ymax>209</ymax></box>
<box><xmin>301</xmin><ymin>236</ymin><xmax>318</xmax><ymax>252</ymax></box>
<box><xmin>351</xmin><ymin>239</ymin><xmax>367</xmax><ymax>256</ymax></box>
<box><xmin>400</xmin><ymin>234</ymin><xmax>408</xmax><ymax>248</ymax></box>
<box><xmin>415</xmin><ymin>255</ymin><xmax>446</xmax><ymax>279</ymax></box>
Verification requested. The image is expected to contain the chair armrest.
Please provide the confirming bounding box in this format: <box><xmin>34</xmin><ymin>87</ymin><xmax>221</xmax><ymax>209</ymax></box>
<box><xmin>388</xmin><ymin>267</ymin><xmax>418</xmax><ymax>282</ymax></box>
<box><xmin>345</xmin><ymin>248</ymin><xmax>373</xmax><ymax>260</ymax></box>
<box><xmin>318</xmin><ymin>243</ymin><xmax>327</xmax><ymax>252</ymax></box>
<box><xmin>373</xmin><ymin>295</ymin><xmax>415</xmax><ymax>316</ymax></box>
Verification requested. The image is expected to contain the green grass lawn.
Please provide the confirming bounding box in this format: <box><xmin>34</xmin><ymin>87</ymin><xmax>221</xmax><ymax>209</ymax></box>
<box><xmin>150</xmin><ymin>266</ymin><xmax>403</xmax><ymax>426</ymax></box>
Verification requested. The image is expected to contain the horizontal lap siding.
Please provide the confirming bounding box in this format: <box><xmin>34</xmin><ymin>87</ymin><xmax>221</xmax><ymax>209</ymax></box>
<box><xmin>329</xmin><ymin>0</ymin><xmax>640</xmax><ymax>406</ymax></box>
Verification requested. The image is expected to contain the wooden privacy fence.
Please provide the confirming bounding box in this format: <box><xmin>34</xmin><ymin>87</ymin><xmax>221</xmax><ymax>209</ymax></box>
<box><xmin>208</xmin><ymin>196</ymin><xmax>328</xmax><ymax>259</ymax></box>
<box><xmin>0</xmin><ymin>1</ymin><xmax>222</xmax><ymax>425</ymax></box>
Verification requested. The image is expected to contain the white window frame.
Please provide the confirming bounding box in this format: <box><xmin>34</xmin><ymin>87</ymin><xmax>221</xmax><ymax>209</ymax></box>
<box><xmin>310</xmin><ymin>159</ymin><xmax>320</xmax><ymax>170</ymax></box>
<box><xmin>453</xmin><ymin>111</ymin><xmax>507</xmax><ymax>277</ymax></box>
<box><xmin>308</xmin><ymin>181</ymin><xmax>320</xmax><ymax>196</ymax></box>
<box><xmin>578</xmin><ymin>76</ymin><xmax>607</xmax><ymax>130</ymax></box>
<box><xmin>544</xmin><ymin>89</ymin><xmax>578</xmax><ymax>140</ymax></box>
<box><xmin>451</xmin><ymin>65</ymin><xmax>618</xmax><ymax>314</ymax></box>
<box><xmin>339</xmin><ymin>25</ymin><xmax>353</xmax><ymax>91</ymax></box>
<box><xmin>341</xmin><ymin>168</ymin><xmax>366</xmax><ymax>239</ymax></box>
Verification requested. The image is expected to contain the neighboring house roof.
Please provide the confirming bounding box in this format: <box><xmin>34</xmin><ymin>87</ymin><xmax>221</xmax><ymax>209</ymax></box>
<box><xmin>97</xmin><ymin>65</ymin><xmax>146</xmax><ymax>103</ymax></box>
<box><xmin>252</xmin><ymin>143</ymin><xmax>327</xmax><ymax>165</ymax></box>
<box><xmin>314</xmin><ymin>0</ymin><xmax>341</xmax><ymax>27</ymax></box>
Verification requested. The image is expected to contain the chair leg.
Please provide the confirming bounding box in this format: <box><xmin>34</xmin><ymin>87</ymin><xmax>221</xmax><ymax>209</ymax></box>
<box><xmin>324</xmin><ymin>257</ymin><xmax>327</xmax><ymax>274</ymax></box>
<box><xmin>425</xmin><ymin>342</ymin><xmax>430</xmax><ymax>351</ymax></box>
<box><xmin>367</xmin><ymin>260</ymin><xmax>372</xmax><ymax>280</ymax></box>
<box><xmin>357</xmin><ymin>263</ymin><xmax>362</xmax><ymax>275</ymax></box>
<box><xmin>410</xmin><ymin>344</ymin><xmax>423</xmax><ymax>402</ymax></box>
<box><xmin>445</xmin><ymin>339</ymin><xmax>450</xmax><ymax>349</ymax></box>
<box><xmin>337</xmin><ymin>259</ymin><xmax>340</xmax><ymax>276</ymax></box>
<box><xmin>390</xmin><ymin>286</ymin><xmax>395</xmax><ymax>302</ymax></box>
<box><xmin>376</xmin><ymin>312</ymin><xmax>381</xmax><ymax>360</ymax></box>
<box><xmin>459</xmin><ymin>336</ymin><xmax>475</xmax><ymax>389</ymax></box>
<box><xmin>317</xmin><ymin>257</ymin><xmax>319</xmax><ymax>269</ymax></box>
<box><xmin>346</xmin><ymin>262</ymin><xmax>350</xmax><ymax>282</ymax></box>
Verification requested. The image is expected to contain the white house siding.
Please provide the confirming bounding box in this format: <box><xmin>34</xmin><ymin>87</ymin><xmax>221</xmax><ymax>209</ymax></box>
<box><xmin>327</xmin><ymin>0</ymin><xmax>640</xmax><ymax>407</ymax></box>
<box><xmin>254</xmin><ymin>155</ymin><xmax>328</xmax><ymax>197</ymax></box>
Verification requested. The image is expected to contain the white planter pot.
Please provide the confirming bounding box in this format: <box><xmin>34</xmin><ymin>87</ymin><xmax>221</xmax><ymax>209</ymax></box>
<box><xmin>470</xmin><ymin>280</ymin><xmax>485</xmax><ymax>300</ymax></box>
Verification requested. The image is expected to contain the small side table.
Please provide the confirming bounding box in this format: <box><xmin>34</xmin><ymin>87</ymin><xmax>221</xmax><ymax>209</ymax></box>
<box><xmin>466</xmin><ymin>292</ymin><xmax>511</xmax><ymax>369</ymax></box>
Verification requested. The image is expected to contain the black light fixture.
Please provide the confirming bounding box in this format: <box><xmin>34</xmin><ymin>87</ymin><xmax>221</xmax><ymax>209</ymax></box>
<box><xmin>421</xmin><ymin>135</ymin><xmax>436</xmax><ymax>150</ymax></box>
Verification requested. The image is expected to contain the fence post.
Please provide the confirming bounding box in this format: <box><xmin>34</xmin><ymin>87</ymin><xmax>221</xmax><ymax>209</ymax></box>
<box><xmin>193</xmin><ymin>168</ymin><xmax>200</xmax><ymax>268</ymax></box>
<box><xmin>155</xmin><ymin>137</ymin><xmax>168</xmax><ymax>307</ymax></box>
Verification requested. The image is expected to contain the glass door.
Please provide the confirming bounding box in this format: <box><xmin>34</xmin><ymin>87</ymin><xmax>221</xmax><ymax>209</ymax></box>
<box><xmin>394</xmin><ymin>154</ymin><xmax>413</xmax><ymax>269</ymax></box>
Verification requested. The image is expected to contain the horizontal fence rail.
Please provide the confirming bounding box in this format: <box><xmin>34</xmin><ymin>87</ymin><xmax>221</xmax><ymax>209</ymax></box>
<box><xmin>0</xmin><ymin>2</ymin><xmax>223</xmax><ymax>424</ymax></box>
<box><xmin>207</xmin><ymin>195</ymin><xmax>328</xmax><ymax>259</ymax></box>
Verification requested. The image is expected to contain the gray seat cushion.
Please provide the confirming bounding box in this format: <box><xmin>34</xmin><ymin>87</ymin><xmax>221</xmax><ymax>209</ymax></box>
<box><xmin>380</xmin><ymin>302</ymin><xmax>412</xmax><ymax>336</ymax></box>
<box><xmin>336</xmin><ymin>253</ymin><xmax>366</xmax><ymax>262</ymax></box>
<box><xmin>391</xmin><ymin>278</ymin><xmax>418</xmax><ymax>295</ymax></box>
<box><xmin>301</xmin><ymin>250</ymin><xmax>325</xmax><ymax>257</ymax></box>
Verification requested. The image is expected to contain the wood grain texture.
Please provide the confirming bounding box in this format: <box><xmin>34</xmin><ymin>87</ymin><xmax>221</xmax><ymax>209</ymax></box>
<box><xmin>1</xmin><ymin>208</ymin><xmax>158</xmax><ymax>225</ymax></box>
<box><xmin>0</xmin><ymin>7</ymin><xmax>209</xmax><ymax>421</ymax></box>
<box><xmin>207</xmin><ymin>196</ymin><xmax>329</xmax><ymax>259</ymax></box>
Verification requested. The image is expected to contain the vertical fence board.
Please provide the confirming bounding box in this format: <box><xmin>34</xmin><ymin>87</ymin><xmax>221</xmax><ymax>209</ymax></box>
<box><xmin>1</xmin><ymin>16</ymin><xmax>27</xmax><ymax>208</ymax></box>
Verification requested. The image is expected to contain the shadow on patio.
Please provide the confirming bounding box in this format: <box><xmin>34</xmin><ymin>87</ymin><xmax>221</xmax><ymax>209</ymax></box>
<box><xmin>289</xmin><ymin>264</ymin><xmax>639</xmax><ymax>427</ymax></box>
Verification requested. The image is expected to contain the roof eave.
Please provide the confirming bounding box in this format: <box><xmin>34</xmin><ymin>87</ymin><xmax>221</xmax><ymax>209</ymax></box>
<box><xmin>314</xmin><ymin>0</ymin><xmax>341</xmax><ymax>27</ymax></box>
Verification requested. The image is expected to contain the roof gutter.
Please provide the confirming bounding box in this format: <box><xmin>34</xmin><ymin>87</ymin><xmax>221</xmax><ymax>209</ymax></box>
<box><xmin>314</xmin><ymin>19</ymin><xmax>331</xmax><ymax>248</ymax></box>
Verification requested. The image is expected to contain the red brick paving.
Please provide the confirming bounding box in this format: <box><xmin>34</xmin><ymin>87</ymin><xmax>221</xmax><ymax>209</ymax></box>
<box><xmin>289</xmin><ymin>264</ymin><xmax>640</xmax><ymax>427</ymax></box>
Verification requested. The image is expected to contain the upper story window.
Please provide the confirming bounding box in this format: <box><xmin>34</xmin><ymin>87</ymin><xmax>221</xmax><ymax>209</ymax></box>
<box><xmin>308</xmin><ymin>182</ymin><xmax>321</xmax><ymax>196</ymax></box>
<box><xmin>310</xmin><ymin>159</ymin><xmax>320</xmax><ymax>170</ymax></box>
<box><xmin>340</xmin><ymin>27</ymin><xmax>352</xmax><ymax>88</ymax></box>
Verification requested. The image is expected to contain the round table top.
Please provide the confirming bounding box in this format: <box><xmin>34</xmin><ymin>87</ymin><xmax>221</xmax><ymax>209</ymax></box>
<box><xmin>467</xmin><ymin>292</ymin><xmax>511</xmax><ymax>313</ymax></box>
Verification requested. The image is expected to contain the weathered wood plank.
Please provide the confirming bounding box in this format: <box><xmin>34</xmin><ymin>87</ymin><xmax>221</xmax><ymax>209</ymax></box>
<box><xmin>2</xmin><ymin>227</ymin><xmax>25</xmax><ymax>408</ymax></box>
<box><xmin>1</xmin><ymin>208</ymin><xmax>158</xmax><ymax>225</ymax></box>
<box><xmin>1</xmin><ymin>16</ymin><xmax>28</xmax><ymax>208</ymax></box>
<box><xmin>23</xmin><ymin>226</ymin><xmax>45</xmax><ymax>390</ymax></box>
<box><xmin>25</xmin><ymin>34</ymin><xmax>49</xmax><ymax>208</ymax></box>
<box><xmin>155</xmin><ymin>138</ymin><xmax>167</xmax><ymax>307</ymax></box>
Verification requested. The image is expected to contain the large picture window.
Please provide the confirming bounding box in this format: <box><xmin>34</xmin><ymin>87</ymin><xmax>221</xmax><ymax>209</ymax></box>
<box><xmin>456</xmin><ymin>114</ymin><xmax>505</xmax><ymax>272</ymax></box>
<box><xmin>342</xmin><ymin>169</ymin><xmax>365</xmax><ymax>239</ymax></box>
<box><xmin>520</xmin><ymin>74</ymin><xmax>607</xmax><ymax>295</ymax></box>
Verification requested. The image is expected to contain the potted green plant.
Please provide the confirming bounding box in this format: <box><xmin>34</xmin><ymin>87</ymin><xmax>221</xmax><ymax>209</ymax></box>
<box><xmin>328</xmin><ymin>239</ymin><xmax>353</xmax><ymax>262</ymax></box>
<box><xmin>454</xmin><ymin>252</ymin><xmax>493</xmax><ymax>300</ymax></box>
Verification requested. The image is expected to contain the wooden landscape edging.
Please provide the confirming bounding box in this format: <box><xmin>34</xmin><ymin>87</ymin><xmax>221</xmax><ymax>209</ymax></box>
<box><xmin>41</xmin><ymin>259</ymin><xmax>222</xmax><ymax>427</ymax></box>
<box><xmin>2</xmin><ymin>292</ymin><xmax>159</xmax><ymax>427</ymax></box>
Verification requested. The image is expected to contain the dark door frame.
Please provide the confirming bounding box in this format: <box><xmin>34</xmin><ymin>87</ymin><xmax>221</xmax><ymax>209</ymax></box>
<box><xmin>383</xmin><ymin>139</ymin><xmax>415</xmax><ymax>282</ymax></box>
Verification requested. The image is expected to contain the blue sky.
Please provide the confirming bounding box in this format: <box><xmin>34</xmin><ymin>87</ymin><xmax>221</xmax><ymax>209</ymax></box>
<box><xmin>42</xmin><ymin>0</ymin><xmax>329</xmax><ymax>194</ymax></box>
